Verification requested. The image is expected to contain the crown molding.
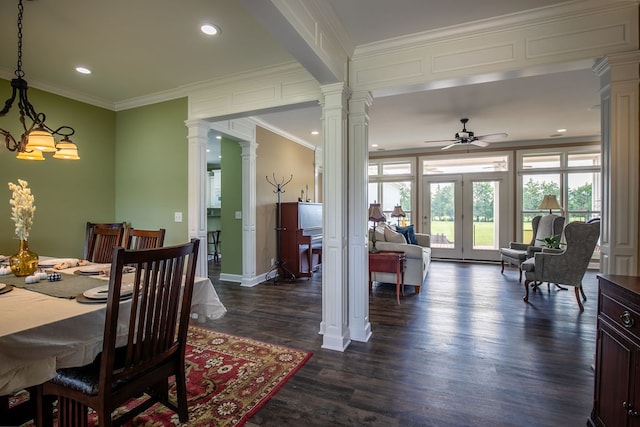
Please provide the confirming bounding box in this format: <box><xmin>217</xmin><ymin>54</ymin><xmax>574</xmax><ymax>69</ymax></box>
<box><xmin>353</xmin><ymin>0</ymin><xmax>636</xmax><ymax>59</ymax></box>
<box><xmin>248</xmin><ymin>116</ymin><xmax>317</xmax><ymax>150</ymax></box>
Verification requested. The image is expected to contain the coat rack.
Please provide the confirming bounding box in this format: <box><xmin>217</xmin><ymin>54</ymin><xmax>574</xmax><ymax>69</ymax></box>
<box><xmin>265</xmin><ymin>173</ymin><xmax>296</xmax><ymax>284</ymax></box>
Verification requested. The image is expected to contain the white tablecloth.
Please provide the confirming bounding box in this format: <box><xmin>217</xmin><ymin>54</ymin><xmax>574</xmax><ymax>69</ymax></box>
<box><xmin>0</xmin><ymin>272</ymin><xmax>226</xmax><ymax>395</ymax></box>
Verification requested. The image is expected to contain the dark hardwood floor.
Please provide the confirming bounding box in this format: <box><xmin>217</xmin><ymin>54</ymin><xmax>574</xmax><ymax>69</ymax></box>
<box><xmin>204</xmin><ymin>260</ymin><xmax>599</xmax><ymax>427</ymax></box>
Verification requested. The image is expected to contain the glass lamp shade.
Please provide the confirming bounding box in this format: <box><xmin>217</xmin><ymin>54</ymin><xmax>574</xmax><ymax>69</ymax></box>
<box><xmin>25</xmin><ymin>128</ymin><xmax>56</xmax><ymax>152</ymax></box>
<box><xmin>53</xmin><ymin>140</ymin><xmax>80</xmax><ymax>160</ymax></box>
<box><xmin>16</xmin><ymin>149</ymin><xmax>45</xmax><ymax>160</ymax></box>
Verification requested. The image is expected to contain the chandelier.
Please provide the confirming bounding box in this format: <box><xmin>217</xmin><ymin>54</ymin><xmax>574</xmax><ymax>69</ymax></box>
<box><xmin>0</xmin><ymin>0</ymin><xmax>79</xmax><ymax>160</ymax></box>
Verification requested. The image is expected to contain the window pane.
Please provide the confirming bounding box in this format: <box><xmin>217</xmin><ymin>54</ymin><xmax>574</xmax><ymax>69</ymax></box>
<box><xmin>368</xmin><ymin>164</ymin><xmax>379</xmax><ymax>176</ymax></box>
<box><xmin>382</xmin><ymin>181</ymin><xmax>412</xmax><ymax>225</ymax></box>
<box><xmin>430</xmin><ymin>182</ymin><xmax>454</xmax><ymax>248</ymax></box>
<box><xmin>472</xmin><ymin>181</ymin><xmax>498</xmax><ymax>250</ymax></box>
<box><xmin>568</xmin><ymin>152</ymin><xmax>601</xmax><ymax>167</ymax></box>
<box><xmin>423</xmin><ymin>155</ymin><xmax>508</xmax><ymax>175</ymax></box>
<box><xmin>382</xmin><ymin>162</ymin><xmax>412</xmax><ymax>175</ymax></box>
<box><xmin>567</xmin><ymin>172</ymin><xmax>600</xmax><ymax>213</ymax></box>
<box><xmin>368</xmin><ymin>182</ymin><xmax>378</xmax><ymax>205</ymax></box>
<box><xmin>522</xmin><ymin>174</ymin><xmax>561</xmax><ymax>211</ymax></box>
<box><xmin>522</xmin><ymin>154</ymin><xmax>561</xmax><ymax>169</ymax></box>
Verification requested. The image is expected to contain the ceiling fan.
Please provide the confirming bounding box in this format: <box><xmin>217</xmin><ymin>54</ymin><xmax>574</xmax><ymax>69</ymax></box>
<box><xmin>424</xmin><ymin>118</ymin><xmax>508</xmax><ymax>150</ymax></box>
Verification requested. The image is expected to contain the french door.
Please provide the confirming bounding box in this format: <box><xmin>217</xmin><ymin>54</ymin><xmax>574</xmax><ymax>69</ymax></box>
<box><xmin>422</xmin><ymin>173</ymin><xmax>508</xmax><ymax>261</ymax></box>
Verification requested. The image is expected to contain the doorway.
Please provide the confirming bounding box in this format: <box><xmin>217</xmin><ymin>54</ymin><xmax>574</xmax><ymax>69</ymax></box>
<box><xmin>421</xmin><ymin>155</ymin><xmax>511</xmax><ymax>261</ymax></box>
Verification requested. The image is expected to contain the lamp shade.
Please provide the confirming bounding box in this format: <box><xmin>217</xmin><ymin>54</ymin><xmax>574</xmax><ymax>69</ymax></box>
<box><xmin>25</xmin><ymin>127</ymin><xmax>56</xmax><ymax>152</ymax></box>
<box><xmin>539</xmin><ymin>195</ymin><xmax>562</xmax><ymax>213</ymax></box>
<box><xmin>53</xmin><ymin>139</ymin><xmax>80</xmax><ymax>160</ymax></box>
<box><xmin>16</xmin><ymin>149</ymin><xmax>45</xmax><ymax>161</ymax></box>
<box><xmin>391</xmin><ymin>205</ymin><xmax>406</xmax><ymax>218</ymax></box>
<box><xmin>368</xmin><ymin>203</ymin><xmax>386</xmax><ymax>222</ymax></box>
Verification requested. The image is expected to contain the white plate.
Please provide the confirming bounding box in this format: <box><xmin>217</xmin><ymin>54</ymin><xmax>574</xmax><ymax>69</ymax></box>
<box><xmin>83</xmin><ymin>283</ymin><xmax>134</xmax><ymax>300</ymax></box>
<box><xmin>76</xmin><ymin>264</ymin><xmax>111</xmax><ymax>275</ymax></box>
<box><xmin>39</xmin><ymin>257</ymin><xmax>78</xmax><ymax>268</ymax></box>
<box><xmin>0</xmin><ymin>283</ymin><xmax>5</xmax><ymax>291</ymax></box>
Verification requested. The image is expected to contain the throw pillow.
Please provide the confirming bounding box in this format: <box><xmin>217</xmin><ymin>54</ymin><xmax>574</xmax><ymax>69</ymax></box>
<box><xmin>384</xmin><ymin>227</ymin><xmax>407</xmax><ymax>244</ymax></box>
<box><xmin>396</xmin><ymin>224</ymin><xmax>418</xmax><ymax>245</ymax></box>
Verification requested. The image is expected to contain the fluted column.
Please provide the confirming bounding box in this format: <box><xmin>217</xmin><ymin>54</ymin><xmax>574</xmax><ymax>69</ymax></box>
<box><xmin>239</xmin><ymin>141</ymin><xmax>258</xmax><ymax>284</ymax></box>
<box><xmin>348</xmin><ymin>91</ymin><xmax>373</xmax><ymax>342</ymax></box>
<box><xmin>594</xmin><ymin>51</ymin><xmax>640</xmax><ymax>275</ymax></box>
<box><xmin>319</xmin><ymin>82</ymin><xmax>351</xmax><ymax>351</ymax></box>
<box><xmin>185</xmin><ymin>119</ymin><xmax>210</xmax><ymax>278</ymax></box>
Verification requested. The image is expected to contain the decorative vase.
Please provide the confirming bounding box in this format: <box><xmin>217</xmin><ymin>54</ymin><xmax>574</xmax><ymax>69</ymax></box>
<box><xmin>9</xmin><ymin>240</ymin><xmax>39</xmax><ymax>277</ymax></box>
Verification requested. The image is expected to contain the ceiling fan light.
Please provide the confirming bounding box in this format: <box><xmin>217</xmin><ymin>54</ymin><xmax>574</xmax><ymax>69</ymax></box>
<box><xmin>26</xmin><ymin>128</ymin><xmax>56</xmax><ymax>152</ymax></box>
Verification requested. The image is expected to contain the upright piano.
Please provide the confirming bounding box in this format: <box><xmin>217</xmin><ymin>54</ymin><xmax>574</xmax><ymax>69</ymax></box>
<box><xmin>279</xmin><ymin>202</ymin><xmax>322</xmax><ymax>278</ymax></box>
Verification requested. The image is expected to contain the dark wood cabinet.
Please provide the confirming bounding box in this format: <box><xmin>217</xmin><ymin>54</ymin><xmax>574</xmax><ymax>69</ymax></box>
<box><xmin>279</xmin><ymin>202</ymin><xmax>322</xmax><ymax>278</ymax></box>
<box><xmin>590</xmin><ymin>274</ymin><xmax>640</xmax><ymax>426</ymax></box>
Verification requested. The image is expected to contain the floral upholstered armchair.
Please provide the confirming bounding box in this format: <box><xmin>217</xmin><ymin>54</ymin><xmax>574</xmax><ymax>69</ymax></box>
<box><xmin>499</xmin><ymin>214</ymin><xmax>565</xmax><ymax>282</ymax></box>
<box><xmin>521</xmin><ymin>220</ymin><xmax>600</xmax><ymax>311</ymax></box>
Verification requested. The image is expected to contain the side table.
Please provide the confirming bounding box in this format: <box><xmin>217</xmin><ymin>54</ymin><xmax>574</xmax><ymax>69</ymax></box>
<box><xmin>369</xmin><ymin>250</ymin><xmax>406</xmax><ymax>304</ymax></box>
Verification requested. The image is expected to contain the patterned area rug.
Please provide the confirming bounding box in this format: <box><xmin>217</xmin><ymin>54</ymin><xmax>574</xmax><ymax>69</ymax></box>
<box><xmin>14</xmin><ymin>326</ymin><xmax>312</xmax><ymax>426</ymax></box>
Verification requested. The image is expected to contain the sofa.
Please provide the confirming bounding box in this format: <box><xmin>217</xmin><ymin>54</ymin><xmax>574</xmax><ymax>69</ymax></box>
<box><xmin>369</xmin><ymin>223</ymin><xmax>431</xmax><ymax>293</ymax></box>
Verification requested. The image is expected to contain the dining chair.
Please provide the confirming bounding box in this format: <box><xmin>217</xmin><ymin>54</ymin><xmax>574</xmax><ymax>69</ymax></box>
<box><xmin>37</xmin><ymin>239</ymin><xmax>200</xmax><ymax>427</ymax></box>
<box><xmin>84</xmin><ymin>227</ymin><xmax>126</xmax><ymax>263</ymax></box>
<box><xmin>1</xmin><ymin>386</ymin><xmax>37</xmax><ymax>426</ymax></box>
<box><xmin>123</xmin><ymin>227</ymin><xmax>165</xmax><ymax>250</ymax></box>
<box><xmin>84</xmin><ymin>222</ymin><xmax>127</xmax><ymax>261</ymax></box>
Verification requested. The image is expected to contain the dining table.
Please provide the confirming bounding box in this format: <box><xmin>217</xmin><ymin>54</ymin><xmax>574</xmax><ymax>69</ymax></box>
<box><xmin>0</xmin><ymin>256</ymin><xmax>227</xmax><ymax>396</ymax></box>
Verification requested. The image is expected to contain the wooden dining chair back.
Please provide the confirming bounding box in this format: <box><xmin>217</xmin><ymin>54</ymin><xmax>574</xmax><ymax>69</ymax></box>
<box><xmin>123</xmin><ymin>228</ymin><xmax>166</xmax><ymax>250</ymax></box>
<box><xmin>84</xmin><ymin>222</ymin><xmax>127</xmax><ymax>262</ymax></box>
<box><xmin>37</xmin><ymin>239</ymin><xmax>200</xmax><ymax>427</ymax></box>
<box><xmin>85</xmin><ymin>227</ymin><xmax>126</xmax><ymax>263</ymax></box>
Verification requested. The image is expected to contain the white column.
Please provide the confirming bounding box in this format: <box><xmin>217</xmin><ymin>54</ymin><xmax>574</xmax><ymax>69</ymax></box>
<box><xmin>348</xmin><ymin>91</ymin><xmax>373</xmax><ymax>342</ymax></box>
<box><xmin>319</xmin><ymin>82</ymin><xmax>351</xmax><ymax>352</ymax></box>
<box><xmin>594</xmin><ymin>51</ymin><xmax>640</xmax><ymax>275</ymax></box>
<box><xmin>185</xmin><ymin>119</ymin><xmax>210</xmax><ymax>278</ymax></box>
<box><xmin>239</xmin><ymin>141</ymin><xmax>258</xmax><ymax>285</ymax></box>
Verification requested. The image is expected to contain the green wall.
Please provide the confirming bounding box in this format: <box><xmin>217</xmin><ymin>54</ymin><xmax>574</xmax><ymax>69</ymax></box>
<box><xmin>220</xmin><ymin>137</ymin><xmax>242</xmax><ymax>275</ymax></box>
<box><xmin>0</xmin><ymin>80</ymin><xmax>116</xmax><ymax>257</ymax></box>
<box><xmin>115</xmin><ymin>98</ymin><xmax>188</xmax><ymax>246</ymax></box>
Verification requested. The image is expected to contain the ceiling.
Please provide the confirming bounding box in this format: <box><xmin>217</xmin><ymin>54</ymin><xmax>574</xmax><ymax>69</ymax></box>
<box><xmin>0</xmin><ymin>0</ymin><xmax>602</xmax><ymax>161</ymax></box>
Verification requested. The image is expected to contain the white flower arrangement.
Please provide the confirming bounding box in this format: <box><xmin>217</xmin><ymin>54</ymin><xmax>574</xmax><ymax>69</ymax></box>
<box><xmin>8</xmin><ymin>179</ymin><xmax>35</xmax><ymax>241</ymax></box>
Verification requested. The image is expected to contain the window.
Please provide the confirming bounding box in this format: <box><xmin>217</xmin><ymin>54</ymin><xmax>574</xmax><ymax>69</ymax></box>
<box><xmin>369</xmin><ymin>158</ymin><xmax>415</xmax><ymax>225</ymax></box>
<box><xmin>518</xmin><ymin>148</ymin><xmax>601</xmax><ymax>250</ymax></box>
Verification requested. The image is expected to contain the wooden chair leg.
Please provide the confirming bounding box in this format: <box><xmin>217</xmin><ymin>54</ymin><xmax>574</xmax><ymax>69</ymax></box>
<box><xmin>501</xmin><ymin>259</ymin><xmax>505</xmax><ymax>274</ymax></box>
<box><xmin>574</xmin><ymin>287</ymin><xmax>584</xmax><ymax>311</ymax></box>
<box><xmin>523</xmin><ymin>279</ymin><xmax>530</xmax><ymax>302</ymax></box>
<box><xmin>579</xmin><ymin>285</ymin><xmax>587</xmax><ymax>301</ymax></box>
<box><xmin>518</xmin><ymin>267</ymin><xmax>522</xmax><ymax>283</ymax></box>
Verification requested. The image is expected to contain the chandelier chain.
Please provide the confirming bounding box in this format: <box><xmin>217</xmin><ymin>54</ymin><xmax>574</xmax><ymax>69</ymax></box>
<box><xmin>15</xmin><ymin>0</ymin><xmax>24</xmax><ymax>78</ymax></box>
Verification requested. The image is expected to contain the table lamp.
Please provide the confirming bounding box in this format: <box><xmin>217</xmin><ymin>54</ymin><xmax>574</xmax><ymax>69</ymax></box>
<box><xmin>391</xmin><ymin>205</ymin><xmax>406</xmax><ymax>225</ymax></box>
<box><xmin>539</xmin><ymin>195</ymin><xmax>562</xmax><ymax>214</ymax></box>
<box><xmin>368</xmin><ymin>202</ymin><xmax>386</xmax><ymax>253</ymax></box>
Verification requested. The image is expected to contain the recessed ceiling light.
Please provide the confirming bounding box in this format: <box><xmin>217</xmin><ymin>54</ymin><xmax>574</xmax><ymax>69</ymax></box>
<box><xmin>201</xmin><ymin>24</ymin><xmax>220</xmax><ymax>36</ymax></box>
<box><xmin>557</xmin><ymin>128</ymin><xmax>567</xmax><ymax>133</ymax></box>
<box><xmin>216</xmin><ymin>135</ymin><xmax>222</xmax><ymax>140</ymax></box>
<box><xmin>75</xmin><ymin>66</ymin><xmax>91</xmax><ymax>75</ymax></box>
<box><xmin>371</xmin><ymin>144</ymin><xmax>379</xmax><ymax>147</ymax></box>
<box><xmin>311</xmin><ymin>130</ymin><xmax>319</xmax><ymax>135</ymax></box>
<box><xmin>218</xmin><ymin>155</ymin><xmax>222</xmax><ymax>159</ymax></box>
<box><xmin>206</xmin><ymin>149</ymin><xmax>210</xmax><ymax>153</ymax></box>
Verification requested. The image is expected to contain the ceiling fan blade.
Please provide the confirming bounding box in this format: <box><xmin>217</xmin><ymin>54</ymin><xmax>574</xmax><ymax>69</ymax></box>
<box><xmin>424</xmin><ymin>139</ymin><xmax>456</xmax><ymax>148</ymax></box>
<box><xmin>471</xmin><ymin>140</ymin><xmax>489</xmax><ymax>147</ymax></box>
<box><xmin>476</xmin><ymin>132</ymin><xmax>508</xmax><ymax>141</ymax></box>
<box><xmin>441</xmin><ymin>142</ymin><xmax>459</xmax><ymax>150</ymax></box>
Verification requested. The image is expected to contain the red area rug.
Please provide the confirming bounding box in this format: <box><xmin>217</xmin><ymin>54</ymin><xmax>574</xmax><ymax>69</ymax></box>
<box><xmin>14</xmin><ymin>326</ymin><xmax>312</xmax><ymax>426</ymax></box>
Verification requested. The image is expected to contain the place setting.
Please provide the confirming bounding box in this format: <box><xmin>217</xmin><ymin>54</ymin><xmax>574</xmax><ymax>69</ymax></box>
<box><xmin>0</xmin><ymin>283</ymin><xmax>13</xmax><ymax>295</ymax></box>
<box><xmin>76</xmin><ymin>283</ymin><xmax>135</xmax><ymax>304</ymax></box>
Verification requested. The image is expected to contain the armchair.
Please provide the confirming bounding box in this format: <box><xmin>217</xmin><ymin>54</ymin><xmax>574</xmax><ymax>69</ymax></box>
<box><xmin>500</xmin><ymin>214</ymin><xmax>565</xmax><ymax>282</ymax></box>
<box><xmin>521</xmin><ymin>220</ymin><xmax>600</xmax><ymax>311</ymax></box>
